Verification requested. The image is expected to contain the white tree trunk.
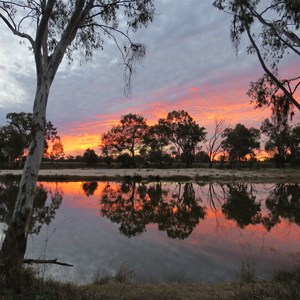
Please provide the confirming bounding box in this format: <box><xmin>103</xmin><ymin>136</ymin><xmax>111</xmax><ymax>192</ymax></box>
<box><xmin>0</xmin><ymin>78</ymin><xmax>50</xmax><ymax>288</ymax></box>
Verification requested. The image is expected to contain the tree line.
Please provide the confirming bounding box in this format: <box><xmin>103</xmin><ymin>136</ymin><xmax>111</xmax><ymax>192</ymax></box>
<box><xmin>1</xmin><ymin>110</ymin><xmax>300</xmax><ymax>169</ymax></box>
<box><xmin>98</xmin><ymin>109</ymin><xmax>300</xmax><ymax>168</ymax></box>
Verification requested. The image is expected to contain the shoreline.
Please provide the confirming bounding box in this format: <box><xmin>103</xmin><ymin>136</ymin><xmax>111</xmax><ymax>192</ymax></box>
<box><xmin>0</xmin><ymin>167</ymin><xmax>300</xmax><ymax>183</ymax></box>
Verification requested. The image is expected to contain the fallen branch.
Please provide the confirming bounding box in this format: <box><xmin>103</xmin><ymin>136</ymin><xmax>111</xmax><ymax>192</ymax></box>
<box><xmin>23</xmin><ymin>258</ymin><xmax>73</xmax><ymax>267</ymax></box>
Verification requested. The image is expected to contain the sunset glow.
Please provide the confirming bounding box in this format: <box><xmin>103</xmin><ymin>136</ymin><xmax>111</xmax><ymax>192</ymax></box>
<box><xmin>0</xmin><ymin>2</ymin><xmax>299</xmax><ymax>156</ymax></box>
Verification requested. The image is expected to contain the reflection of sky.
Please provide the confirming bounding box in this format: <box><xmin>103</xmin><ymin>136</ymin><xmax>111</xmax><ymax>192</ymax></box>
<box><xmin>22</xmin><ymin>182</ymin><xmax>300</xmax><ymax>284</ymax></box>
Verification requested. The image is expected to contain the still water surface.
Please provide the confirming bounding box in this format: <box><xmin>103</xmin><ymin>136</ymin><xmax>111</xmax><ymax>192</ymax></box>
<box><xmin>1</xmin><ymin>180</ymin><xmax>300</xmax><ymax>284</ymax></box>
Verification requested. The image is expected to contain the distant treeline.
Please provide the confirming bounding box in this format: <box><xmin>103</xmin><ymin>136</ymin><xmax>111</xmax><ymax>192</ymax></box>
<box><xmin>1</xmin><ymin>110</ymin><xmax>300</xmax><ymax>169</ymax></box>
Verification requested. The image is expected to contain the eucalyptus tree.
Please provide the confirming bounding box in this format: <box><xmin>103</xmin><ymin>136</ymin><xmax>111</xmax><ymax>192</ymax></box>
<box><xmin>213</xmin><ymin>0</ymin><xmax>300</xmax><ymax>112</ymax></box>
<box><xmin>221</xmin><ymin>123</ymin><xmax>260</xmax><ymax>163</ymax></box>
<box><xmin>0</xmin><ymin>0</ymin><xmax>155</xmax><ymax>285</ymax></box>
<box><xmin>101</xmin><ymin>113</ymin><xmax>149</xmax><ymax>166</ymax></box>
<box><xmin>159</xmin><ymin>110</ymin><xmax>206</xmax><ymax>167</ymax></box>
<box><xmin>205</xmin><ymin>117</ymin><xmax>230</xmax><ymax>167</ymax></box>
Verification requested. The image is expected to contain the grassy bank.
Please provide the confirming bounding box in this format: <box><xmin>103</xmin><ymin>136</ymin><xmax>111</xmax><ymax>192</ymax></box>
<box><xmin>1</xmin><ymin>267</ymin><xmax>300</xmax><ymax>300</ymax></box>
<box><xmin>1</xmin><ymin>279</ymin><xmax>299</xmax><ymax>300</ymax></box>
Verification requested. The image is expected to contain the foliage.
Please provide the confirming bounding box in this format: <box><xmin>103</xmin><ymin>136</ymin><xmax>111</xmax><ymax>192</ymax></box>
<box><xmin>83</xmin><ymin>148</ymin><xmax>98</xmax><ymax>166</ymax></box>
<box><xmin>265</xmin><ymin>183</ymin><xmax>300</xmax><ymax>227</ymax></box>
<box><xmin>195</xmin><ymin>150</ymin><xmax>210</xmax><ymax>163</ymax></box>
<box><xmin>213</xmin><ymin>0</ymin><xmax>300</xmax><ymax>113</ymax></box>
<box><xmin>145</xmin><ymin>123</ymin><xmax>170</xmax><ymax>166</ymax></box>
<box><xmin>100</xmin><ymin>181</ymin><xmax>205</xmax><ymax>239</ymax></box>
<box><xmin>101</xmin><ymin>113</ymin><xmax>149</xmax><ymax>167</ymax></box>
<box><xmin>82</xmin><ymin>181</ymin><xmax>98</xmax><ymax>196</ymax></box>
<box><xmin>222</xmin><ymin>183</ymin><xmax>261</xmax><ymax>228</ymax></box>
<box><xmin>50</xmin><ymin>141</ymin><xmax>65</xmax><ymax>161</ymax></box>
<box><xmin>0</xmin><ymin>181</ymin><xmax>62</xmax><ymax>235</ymax></box>
<box><xmin>158</xmin><ymin>110</ymin><xmax>206</xmax><ymax>167</ymax></box>
<box><xmin>0</xmin><ymin>112</ymin><xmax>59</xmax><ymax>164</ymax></box>
<box><xmin>221</xmin><ymin>123</ymin><xmax>260</xmax><ymax>163</ymax></box>
<box><xmin>260</xmin><ymin>100</ymin><xmax>300</xmax><ymax>167</ymax></box>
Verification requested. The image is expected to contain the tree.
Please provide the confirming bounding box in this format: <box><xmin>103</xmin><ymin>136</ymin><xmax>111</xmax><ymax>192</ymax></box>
<box><xmin>205</xmin><ymin>117</ymin><xmax>230</xmax><ymax>167</ymax></box>
<box><xmin>145</xmin><ymin>123</ymin><xmax>170</xmax><ymax>166</ymax></box>
<box><xmin>100</xmin><ymin>113</ymin><xmax>149</xmax><ymax>167</ymax></box>
<box><xmin>213</xmin><ymin>0</ymin><xmax>300</xmax><ymax>113</ymax></box>
<box><xmin>290</xmin><ymin>125</ymin><xmax>300</xmax><ymax>164</ymax></box>
<box><xmin>221</xmin><ymin>123</ymin><xmax>260</xmax><ymax>164</ymax></box>
<box><xmin>261</xmin><ymin>117</ymin><xmax>300</xmax><ymax>167</ymax></box>
<box><xmin>0</xmin><ymin>112</ymin><xmax>59</xmax><ymax>166</ymax></box>
<box><xmin>0</xmin><ymin>1</ymin><xmax>155</xmax><ymax>286</ymax></box>
<box><xmin>159</xmin><ymin>110</ymin><xmax>206</xmax><ymax>167</ymax></box>
<box><xmin>83</xmin><ymin>148</ymin><xmax>98</xmax><ymax>166</ymax></box>
<box><xmin>49</xmin><ymin>140</ymin><xmax>65</xmax><ymax>167</ymax></box>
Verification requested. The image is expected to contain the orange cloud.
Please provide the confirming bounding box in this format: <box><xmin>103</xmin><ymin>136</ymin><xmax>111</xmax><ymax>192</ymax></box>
<box><xmin>58</xmin><ymin>75</ymin><xmax>299</xmax><ymax>156</ymax></box>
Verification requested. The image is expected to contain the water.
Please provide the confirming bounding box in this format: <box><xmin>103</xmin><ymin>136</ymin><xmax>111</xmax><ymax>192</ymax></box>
<box><xmin>0</xmin><ymin>180</ymin><xmax>300</xmax><ymax>284</ymax></box>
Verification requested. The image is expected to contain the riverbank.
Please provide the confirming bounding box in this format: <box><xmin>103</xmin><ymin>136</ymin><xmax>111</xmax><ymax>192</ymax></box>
<box><xmin>1</xmin><ymin>276</ymin><xmax>299</xmax><ymax>300</ymax></box>
<box><xmin>1</xmin><ymin>167</ymin><xmax>300</xmax><ymax>183</ymax></box>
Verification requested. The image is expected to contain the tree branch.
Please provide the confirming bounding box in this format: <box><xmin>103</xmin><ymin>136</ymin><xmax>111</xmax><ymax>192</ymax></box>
<box><xmin>23</xmin><ymin>258</ymin><xmax>73</xmax><ymax>267</ymax></box>
<box><xmin>0</xmin><ymin>11</ymin><xmax>34</xmax><ymax>47</ymax></box>
<box><xmin>241</xmin><ymin>6</ymin><xmax>300</xmax><ymax>111</ymax></box>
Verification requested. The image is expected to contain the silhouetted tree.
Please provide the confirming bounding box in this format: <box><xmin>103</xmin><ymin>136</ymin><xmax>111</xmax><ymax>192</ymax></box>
<box><xmin>101</xmin><ymin>114</ymin><xmax>149</xmax><ymax>167</ymax></box>
<box><xmin>221</xmin><ymin>123</ymin><xmax>260</xmax><ymax>165</ymax></box>
<box><xmin>145</xmin><ymin>123</ymin><xmax>170</xmax><ymax>166</ymax></box>
<box><xmin>260</xmin><ymin>97</ymin><xmax>300</xmax><ymax>167</ymax></box>
<box><xmin>214</xmin><ymin>0</ymin><xmax>300</xmax><ymax>112</ymax></box>
<box><xmin>0</xmin><ymin>112</ymin><xmax>59</xmax><ymax>166</ymax></box>
<box><xmin>159</xmin><ymin>110</ymin><xmax>206</xmax><ymax>167</ymax></box>
<box><xmin>49</xmin><ymin>141</ymin><xmax>65</xmax><ymax>167</ymax></box>
<box><xmin>83</xmin><ymin>148</ymin><xmax>98</xmax><ymax>166</ymax></box>
<box><xmin>205</xmin><ymin>117</ymin><xmax>230</xmax><ymax>167</ymax></box>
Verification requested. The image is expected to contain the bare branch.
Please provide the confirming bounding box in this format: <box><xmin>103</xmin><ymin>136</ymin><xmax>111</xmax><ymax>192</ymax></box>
<box><xmin>0</xmin><ymin>11</ymin><xmax>34</xmax><ymax>46</ymax></box>
<box><xmin>23</xmin><ymin>258</ymin><xmax>73</xmax><ymax>267</ymax></box>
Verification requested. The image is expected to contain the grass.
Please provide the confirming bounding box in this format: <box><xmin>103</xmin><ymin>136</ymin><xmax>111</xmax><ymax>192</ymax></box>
<box><xmin>1</xmin><ymin>265</ymin><xmax>300</xmax><ymax>300</ymax></box>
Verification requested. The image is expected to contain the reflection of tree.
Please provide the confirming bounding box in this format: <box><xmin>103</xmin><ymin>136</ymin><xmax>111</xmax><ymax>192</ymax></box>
<box><xmin>221</xmin><ymin>184</ymin><xmax>261</xmax><ymax>228</ymax></box>
<box><xmin>157</xmin><ymin>183</ymin><xmax>205</xmax><ymax>239</ymax></box>
<box><xmin>100</xmin><ymin>182</ymin><xmax>205</xmax><ymax>239</ymax></box>
<box><xmin>0</xmin><ymin>181</ymin><xmax>62</xmax><ymax>235</ymax></box>
<box><xmin>263</xmin><ymin>184</ymin><xmax>300</xmax><ymax>229</ymax></box>
<box><xmin>82</xmin><ymin>182</ymin><xmax>98</xmax><ymax>196</ymax></box>
<box><xmin>101</xmin><ymin>182</ymin><xmax>151</xmax><ymax>236</ymax></box>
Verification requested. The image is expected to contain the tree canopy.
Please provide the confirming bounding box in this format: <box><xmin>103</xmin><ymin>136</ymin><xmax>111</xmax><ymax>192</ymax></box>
<box><xmin>101</xmin><ymin>113</ymin><xmax>149</xmax><ymax>166</ymax></box>
<box><xmin>0</xmin><ymin>112</ymin><xmax>59</xmax><ymax>165</ymax></box>
<box><xmin>221</xmin><ymin>123</ymin><xmax>260</xmax><ymax>163</ymax></box>
<box><xmin>158</xmin><ymin>110</ymin><xmax>206</xmax><ymax>167</ymax></box>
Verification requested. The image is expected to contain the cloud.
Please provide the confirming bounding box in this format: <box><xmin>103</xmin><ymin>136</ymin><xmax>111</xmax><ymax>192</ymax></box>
<box><xmin>0</xmin><ymin>1</ymin><xmax>298</xmax><ymax>155</ymax></box>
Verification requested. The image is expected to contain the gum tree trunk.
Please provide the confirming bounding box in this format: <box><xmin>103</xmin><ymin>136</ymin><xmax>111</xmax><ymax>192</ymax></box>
<box><xmin>0</xmin><ymin>78</ymin><xmax>50</xmax><ymax>287</ymax></box>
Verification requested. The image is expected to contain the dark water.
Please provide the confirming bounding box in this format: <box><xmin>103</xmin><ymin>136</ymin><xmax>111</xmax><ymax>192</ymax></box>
<box><xmin>0</xmin><ymin>180</ymin><xmax>300</xmax><ymax>284</ymax></box>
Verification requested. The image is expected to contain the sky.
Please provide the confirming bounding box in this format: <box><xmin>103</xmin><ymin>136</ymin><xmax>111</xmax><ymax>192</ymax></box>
<box><xmin>0</xmin><ymin>0</ymin><xmax>299</xmax><ymax>156</ymax></box>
